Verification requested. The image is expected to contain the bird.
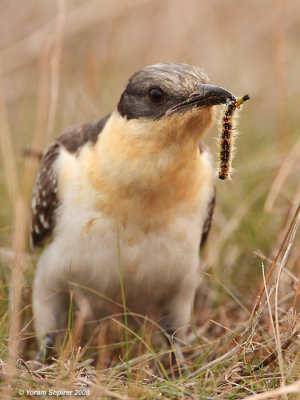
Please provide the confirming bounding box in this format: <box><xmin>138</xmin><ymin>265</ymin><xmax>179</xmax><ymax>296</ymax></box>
<box><xmin>31</xmin><ymin>63</ymin><xmax>234</xmax><ymax>359</ymax></box>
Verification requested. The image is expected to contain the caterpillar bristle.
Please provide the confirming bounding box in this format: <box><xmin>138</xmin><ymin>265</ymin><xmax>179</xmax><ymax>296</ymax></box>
<box><xmin>218</xmin><ymin>93</ymin><xmax>250</xmax><ymax>180</ymax></box>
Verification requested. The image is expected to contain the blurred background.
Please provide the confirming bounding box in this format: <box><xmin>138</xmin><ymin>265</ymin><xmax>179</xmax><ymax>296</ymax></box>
<box><xmin>0</xmin><ymin>0</ymin><xmax>299</xmax><ymax>359</ymax></box>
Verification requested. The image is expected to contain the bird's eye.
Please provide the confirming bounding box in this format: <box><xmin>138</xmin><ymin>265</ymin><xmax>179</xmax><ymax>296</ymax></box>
<box><xmin>148</xmin><ymin>87</ymin><xmax>165</xmax><ymax>104</ymax></box>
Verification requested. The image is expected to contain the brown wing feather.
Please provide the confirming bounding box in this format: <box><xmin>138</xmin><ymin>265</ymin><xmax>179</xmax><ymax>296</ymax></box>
<box><xmin>200</xmin><ymin>187</ymin><xmax>215</xmax><ymax>249</ymax></box>
<box><xmin>199</xmin><ymin>141</ymin><xmax>215</xmax><ymax>249</ymax></box>
<box><xmin>31</xmin><ymin>143</ymin><xmax>60</xmax><ymax>248</ymax></box>
<box><xmin>30</xmin><ymin>115</ymin><xmax>110</xmax><ymax>248</ymax></box>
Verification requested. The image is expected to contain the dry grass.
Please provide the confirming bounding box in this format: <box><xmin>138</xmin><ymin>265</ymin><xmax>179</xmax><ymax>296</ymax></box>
<box><xmin>0</xmin><ymin>0</ymin><xmax>299</xmax><ymax>398</ymax></box>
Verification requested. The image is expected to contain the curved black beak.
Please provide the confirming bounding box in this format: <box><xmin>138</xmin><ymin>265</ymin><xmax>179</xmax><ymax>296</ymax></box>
<box><xmin>194</xmin><ymin>84</ymin><xmax>235</xmax><ymax>106</ymax></box>
<box><xmin>167</xmin><ymin>84</ymin><xmax>235</xmax><ymax>115</ymax></box>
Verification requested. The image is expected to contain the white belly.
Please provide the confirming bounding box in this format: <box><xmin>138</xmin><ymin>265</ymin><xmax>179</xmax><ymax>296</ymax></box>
<box><xmin>38</xmin><ymin>203</ymin><xmax>204</xmax><ymax>315</ymax></box>
<box><xmin>36</xmin><ymin>145</ymin><xmax>215</xmax><ymax>319</ymax></box>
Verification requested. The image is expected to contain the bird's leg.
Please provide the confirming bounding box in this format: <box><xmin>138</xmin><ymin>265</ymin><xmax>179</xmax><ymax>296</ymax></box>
<box><xmin>33</xmin><ymin>262</ymin><xmax>70</xmax><ymax>362</ymax></box>
<box><xmin>161</xmin><ymin>288</ymin><xmax>196</xmax><ymax>376</ymax></box>
<box><xmin>36</xmin><ymin>333</ymin><xmax>56</xmax><ymax>362</ymax></box>
<box><xmin>34</xmin><ymin>288</ymin><xmax>70</xmax><ymax>362</ymax></box>
<box><xmin>164</xmin><ymin>329</ymin><xmax>186</xmax><ymax>377</ymax></box>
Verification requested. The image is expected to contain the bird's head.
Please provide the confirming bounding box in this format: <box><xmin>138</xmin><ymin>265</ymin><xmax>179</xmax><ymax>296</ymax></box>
<box><xmin>94</xmin><ymin>63</ymin><xmax>235</xmax><ymax>197</ymax></box>
<box><xmin>116</xmin><ymin>63</ymin><xmax>234</xmax><ymax>145</ymax></box>
<box><xmin>91</xmin><ymin>63</ymin><xmax>232</xmax><ymax>206</ymax></box>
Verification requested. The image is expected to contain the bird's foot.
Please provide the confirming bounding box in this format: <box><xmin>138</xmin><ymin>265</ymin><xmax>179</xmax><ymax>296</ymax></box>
<box><xmin>36</xmin><ymin>334</ymin><xmax>56</xmax><ymax>363</ymax></box>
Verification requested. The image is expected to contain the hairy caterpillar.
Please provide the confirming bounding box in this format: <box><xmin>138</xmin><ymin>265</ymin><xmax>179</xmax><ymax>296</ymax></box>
<box><xmin>218</xmin><ymin>94</ymin><xmax>250</xmax><ymax>180</ymax></box>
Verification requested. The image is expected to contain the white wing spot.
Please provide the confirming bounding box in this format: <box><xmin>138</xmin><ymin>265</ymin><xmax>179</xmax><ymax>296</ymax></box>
<box><xmin>39</xmin><ymin>214</ymin><xmax>49</xmax><ymax>229</ymax></box>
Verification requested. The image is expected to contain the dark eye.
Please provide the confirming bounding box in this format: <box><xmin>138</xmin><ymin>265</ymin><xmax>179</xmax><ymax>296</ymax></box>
<box><xmin>148</xmin><ymin>87</ymin><xmax>165</xmax><ymax>104</ymax></box>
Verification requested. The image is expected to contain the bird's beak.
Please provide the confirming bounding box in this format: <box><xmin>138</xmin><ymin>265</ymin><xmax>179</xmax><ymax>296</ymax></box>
<box><xmin>167</xmin><ymin>84</ymin><xmax>235</xmax><ymax>115</ymax></box>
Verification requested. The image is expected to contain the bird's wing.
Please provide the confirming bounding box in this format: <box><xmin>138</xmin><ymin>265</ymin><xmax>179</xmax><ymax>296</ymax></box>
<box><xmin>199</xmin><ymin>141</ymin><xmax>216</xmax><ymax>249</ymax></box>
<box><xmin>30</xmin><ymin>115</ymin><xmax>110</xmax><ymax>248</ymax></box>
